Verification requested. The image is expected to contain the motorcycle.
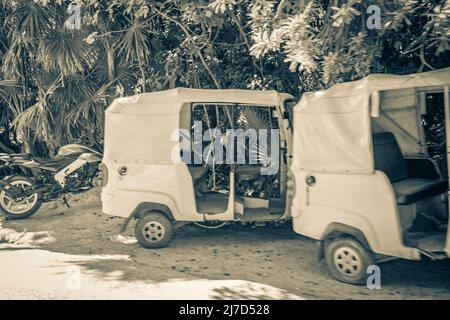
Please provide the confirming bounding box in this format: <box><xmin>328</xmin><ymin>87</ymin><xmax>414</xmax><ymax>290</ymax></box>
<box><xmin>0</xmin><ymin>144</ymin><xmax>102</xmax><ymax>220</ymax></box>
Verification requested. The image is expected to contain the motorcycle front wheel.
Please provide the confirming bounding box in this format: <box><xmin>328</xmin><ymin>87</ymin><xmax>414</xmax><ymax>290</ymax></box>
<box><xmin>0</xmin><ymin>176</ymin><xmax>42</xmax><ymax>220</ymax></box>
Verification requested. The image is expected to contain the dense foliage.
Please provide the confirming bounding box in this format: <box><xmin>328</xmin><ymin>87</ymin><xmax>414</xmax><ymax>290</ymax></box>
<box><xmin>0</xmin><ymin>0</ymin><xmax>449</xmax><ymax>155</ymax></box>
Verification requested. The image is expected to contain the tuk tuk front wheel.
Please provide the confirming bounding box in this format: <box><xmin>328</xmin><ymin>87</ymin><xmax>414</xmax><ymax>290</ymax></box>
<box><xmin>135</xmin><ymin>212</ymin><xmax>174</xmax><ymax>249</ymax></box>
<box><xmin>324</xmin><ymin>237</ymin><xmax>374</xmax><ymax>285</ymax></box>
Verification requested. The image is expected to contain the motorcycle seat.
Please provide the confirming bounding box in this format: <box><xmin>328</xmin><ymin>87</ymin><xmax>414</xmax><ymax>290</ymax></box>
<box><xmin>33</xmin><ymin>157</ymin><xmax>58</xmax><ymax>164</ymax></box>
<box><xmin>34</xmin><ymin>156</ymin><xmax>76</xmax><ymax>172</ymax></box>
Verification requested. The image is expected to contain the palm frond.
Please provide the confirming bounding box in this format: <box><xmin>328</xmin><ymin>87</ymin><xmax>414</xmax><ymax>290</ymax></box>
<box><xmin>12</xmin><ymin>99</ymin><xmax>53</xmax><ymax>150</ymax></box>
<box><xmin>116</xmin><ymin>17</ymin><xmax>150</xmax><ymax>64</ymax></box>
<box><xmin>40</xmin><ymin>29</ymin><xmax>94</xmax><ymax>77</ymax></box>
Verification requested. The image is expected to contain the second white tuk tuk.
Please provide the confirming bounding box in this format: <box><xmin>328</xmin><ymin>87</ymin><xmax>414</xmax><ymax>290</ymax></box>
<box><xmin>291</xmin><ymin>67</ymin><xmax>450</xmax><ymax>284</ymax></box>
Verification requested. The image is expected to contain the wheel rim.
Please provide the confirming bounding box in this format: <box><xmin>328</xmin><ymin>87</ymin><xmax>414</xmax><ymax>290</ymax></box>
<box><xmin>0</xmin><ymin>180</ymin><xmax>38</xmax><ymax>215</ymax></box>
<box><xmin>333</xmin><ymin>246</ymin><xmax>362</xmax><ymax>277</ymax></box>
<box><xmin>142</xmin><ymin>221</ymin><xmax>165</xmax><ymax>242</ymax></box>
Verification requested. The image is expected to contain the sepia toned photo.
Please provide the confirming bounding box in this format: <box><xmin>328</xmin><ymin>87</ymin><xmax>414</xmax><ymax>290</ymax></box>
<box><xmin>0</xmin><ymin>0</ymin><xmax>449</xmax><ymax>305</ymax></box>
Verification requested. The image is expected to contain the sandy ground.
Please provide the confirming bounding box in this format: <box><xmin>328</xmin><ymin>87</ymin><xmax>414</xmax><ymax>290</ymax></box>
<box><xmin>0</xmin><ymin>249</ymin><xmax>301</xmax><ymax>299</ymax></box>
<box><xmin>2</xmin><ymin>189</ymin><xmax>450</xmax><ymax>300</ymax></box>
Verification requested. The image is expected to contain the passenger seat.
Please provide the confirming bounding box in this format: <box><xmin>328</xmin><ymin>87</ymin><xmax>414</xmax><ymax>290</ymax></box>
<box><xmin>372</xmin><ymin>132</ymin><xmax>447</xmax><ymax>205</ymax></box>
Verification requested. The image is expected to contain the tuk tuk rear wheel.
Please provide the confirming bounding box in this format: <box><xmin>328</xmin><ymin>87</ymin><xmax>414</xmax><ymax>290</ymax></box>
<box><xmin>324</xmin><ymin>237</ymin><xmax>374</xmax><ymax>285</ymax></box>
<box><xmin>135</xmin><ymin>212</ymin><xmax>174</xmax><ymax>249</ymax></box>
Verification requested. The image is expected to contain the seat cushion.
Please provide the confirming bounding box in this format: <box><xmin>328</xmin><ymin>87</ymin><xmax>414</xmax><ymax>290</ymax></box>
<box><xmin>372</xmin><ymin>132</ymin><xmax>408</xmax><ymax>183</ymax></box>
<box><xmin>188</xmin><ymin>166</ymin><xmax>209</xmax><ymax>183</ymax></box>
<box><xmin>392</xmin><ymin>178</ymin><xmax>447</xmax><ymax>205</ymax></box>
<box><xmin>236</xmin><ymin>165</ymin><xmax>262</xmax><ymax>180</ymax></box>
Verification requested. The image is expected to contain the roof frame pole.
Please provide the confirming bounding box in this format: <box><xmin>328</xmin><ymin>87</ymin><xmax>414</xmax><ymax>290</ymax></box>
<box><xmin>380</xmin><ymin>109</ymin><xmax>421</xmax><ymax>147</ymax></box>
<box><xmin>417</xmin><ymin>91</ymin><xmax>428</xmax><ymax>156</ymax></box>
<box><xmin>443</xmin><ymin>86</ymin><xmax>450</xmax><ymax>255</ymax></box>
<box><xmin>443</xmin><ymin>86</ymin><xmax>450</xmax><ymax>188</ymax></box>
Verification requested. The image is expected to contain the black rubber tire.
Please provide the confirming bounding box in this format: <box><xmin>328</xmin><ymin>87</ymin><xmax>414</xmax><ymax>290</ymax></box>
<box><xmin>324</xmin><ymin>237</ymin><xmax>374</xmax><ymax>285</ymax></box>
<box><xmin>135</xmin><ymin>212</ymin><xmax>174</xmax><ymax>248</ymax></box>
<box><xmin>0</xmin><ymin>175</ymin><xmax>42</xmax><ymax>220</ymax></box>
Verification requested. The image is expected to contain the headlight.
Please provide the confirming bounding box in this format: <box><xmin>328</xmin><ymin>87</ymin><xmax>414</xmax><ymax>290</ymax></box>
<box><xmin>286</xmin><ymin>170</ymin><xmax>296</xmax><ymax>198</ymax></box>
<box><xmin>97</xmin><ymin>163</ymin><xmax>108</xmax><ymax>187</ymax></box>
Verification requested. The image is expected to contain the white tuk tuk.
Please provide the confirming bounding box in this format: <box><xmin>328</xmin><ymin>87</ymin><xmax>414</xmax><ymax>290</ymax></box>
<box><xmin>291</xmin><ymin>67</ymin><xmax>450</xmax><ymax>284</ymax></box>
<box><xmin>100</xmin><ymin>88</ymin><xmax>295</xmax><ymax>248</ymax></box>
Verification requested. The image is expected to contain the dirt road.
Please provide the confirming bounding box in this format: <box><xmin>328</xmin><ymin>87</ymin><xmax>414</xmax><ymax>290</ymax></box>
<box><xmin>3</xmin><ymin>189</ymin><xmax>450</xmax><ymax>299</ymax></box>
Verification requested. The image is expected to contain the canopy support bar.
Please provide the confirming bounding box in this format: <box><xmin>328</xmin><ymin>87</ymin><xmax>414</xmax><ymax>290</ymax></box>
<box><xmin>380</xmin><ymin>109</ymin><xmax>424</xmax><ymax>152</ymax></box>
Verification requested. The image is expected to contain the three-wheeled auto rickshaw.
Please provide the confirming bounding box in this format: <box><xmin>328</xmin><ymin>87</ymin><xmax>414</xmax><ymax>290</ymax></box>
<box><xmin>100</xmin><ymin>88</ymin><xmax>295</xmax><ymax>248</ymax></box>
<box><xmin>291</xmin><ymin>67</ymin><xmax>450</xmax><ymax>284</ymax></box>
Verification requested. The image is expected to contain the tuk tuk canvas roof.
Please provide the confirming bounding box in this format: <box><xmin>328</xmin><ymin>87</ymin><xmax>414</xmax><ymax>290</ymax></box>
<box><xmin>293</xmin><ymin>67</ymin><xmax>450</xmax><ymax>173</ymax></box>
<box><xmin>106</xmin><ymin>88</ymin><xmax>292</xmax><ymax>115</ymax></box>
<box><xmin>296</xmin><ymin>67</ymin><xmax>450</xmax><ymax>113</ymax></box>
<box><xmin>104</xmin><ymin>88</ymin><xmax>293</xmax><ymax>162</ymax></box>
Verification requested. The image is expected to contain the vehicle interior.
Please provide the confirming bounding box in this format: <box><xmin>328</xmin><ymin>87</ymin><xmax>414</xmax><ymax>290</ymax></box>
<box><xmin>180</xmin><ymin>103</ymin><xmax>287</xmax><ymax>221</ymax></box>
<box><xmin>372</xmin><ymin>88</ymin><xmax>449</xmax><ymax>256</ymax></box>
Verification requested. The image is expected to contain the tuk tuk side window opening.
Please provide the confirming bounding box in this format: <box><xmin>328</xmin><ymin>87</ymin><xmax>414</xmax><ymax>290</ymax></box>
<box><xmin>179</xmin><ymin>102</ymin><xmax>283</xmax><ymax>200</ymax></box>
